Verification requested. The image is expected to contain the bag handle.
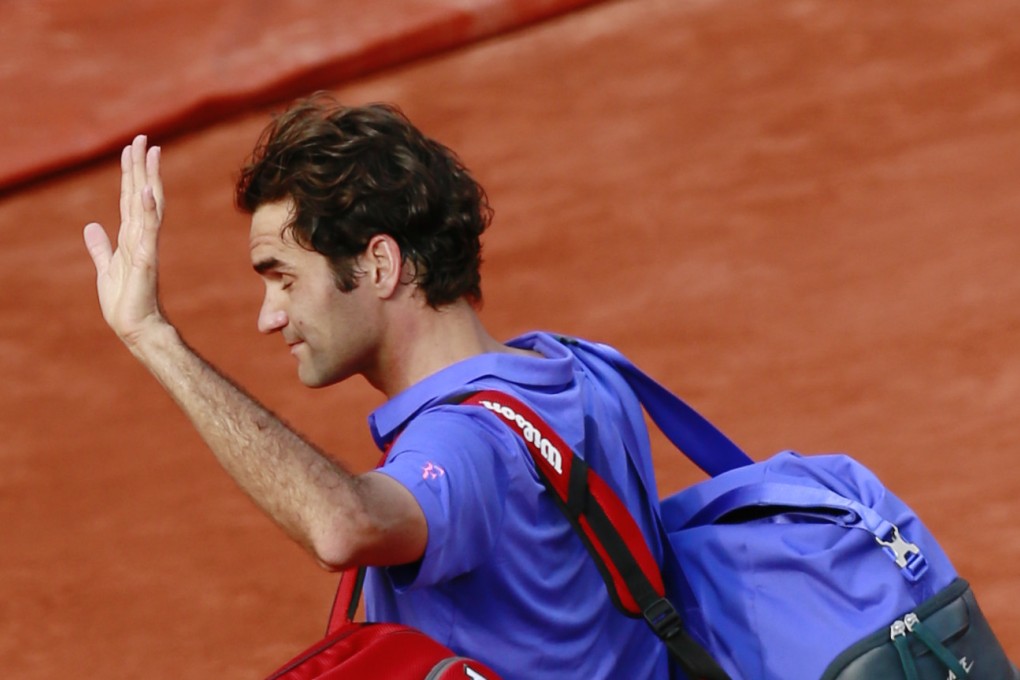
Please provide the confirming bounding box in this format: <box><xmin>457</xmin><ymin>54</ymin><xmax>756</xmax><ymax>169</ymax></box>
<box><xmin>458</xmin><ymin>390</ymin><xmax>731</xmax><ymax>680</ymax></box>
<box><xmin>325</xmin><ymin>567</ymin><xmax>365</xmax><ymax>634</ymax></box>
<box><xmin>684</xmin><ymin>481</ymin><xmax>873</xmax><ymax>528</ymax></box>
<box><xmin>559</xmin><ymin>338</ymin><xmax>753</xmax><ymax>476</ymax></box>
<box><xmin>685</xmin><ymin>481</ymin><xmax>929</xmax><ymax>582</ymax></box>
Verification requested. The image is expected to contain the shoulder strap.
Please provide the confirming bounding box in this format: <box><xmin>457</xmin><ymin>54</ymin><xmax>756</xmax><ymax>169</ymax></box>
<box><xmin>558</xmin><ymin>337</ymin><xmax>754</xmax><ymax>476</ymax></box>
<box><xmin>457</xmin><ymin>390</ymin><xmax>730</xmax><ymax>680</ymax></box>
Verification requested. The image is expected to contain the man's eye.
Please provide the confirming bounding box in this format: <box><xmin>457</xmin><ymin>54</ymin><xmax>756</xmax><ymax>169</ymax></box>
<box><xmin>281</xmin><ymin>279</ymin><xmax>294</xmax><ymax>290</ymax></box>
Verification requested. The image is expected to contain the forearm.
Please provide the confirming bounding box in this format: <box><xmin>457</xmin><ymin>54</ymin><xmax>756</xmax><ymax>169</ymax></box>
<box><xmin>127</xmin><ymin>321</ymin><xmax>398</xmax><ymax>569</ymax></box>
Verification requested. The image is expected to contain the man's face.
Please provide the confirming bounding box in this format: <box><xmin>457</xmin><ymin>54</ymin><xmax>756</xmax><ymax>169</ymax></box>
<box><xmin>249</xmin><ymin>200</ymin><xmax>380</xmax><ymax>387</ymax></box>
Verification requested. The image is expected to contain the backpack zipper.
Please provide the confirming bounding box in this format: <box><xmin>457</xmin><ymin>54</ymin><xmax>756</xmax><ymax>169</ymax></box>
<box><xmin>889</xmin><ymin>612</ymin><xmax>973</xmax><ymax>678</ymax></box>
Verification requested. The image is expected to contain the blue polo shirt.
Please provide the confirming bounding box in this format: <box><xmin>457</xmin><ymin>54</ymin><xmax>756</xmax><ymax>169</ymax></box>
<box><xmin>364</xmin><ymin>332</ymin><xmax>670</xmax><ymax>679</ymax></box>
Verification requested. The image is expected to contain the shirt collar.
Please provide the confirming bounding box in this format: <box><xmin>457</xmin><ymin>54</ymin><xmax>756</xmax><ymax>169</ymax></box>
<box><xmin>368</xmin><ymin>332</ymin><xmax>574</xmax><ymax>450</ymax></box>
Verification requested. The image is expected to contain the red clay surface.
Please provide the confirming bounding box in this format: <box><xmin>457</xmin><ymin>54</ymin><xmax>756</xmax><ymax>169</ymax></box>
<box><xmin>2</xmin><ymin>0</ymin><xmax>1018</xmax><ymax>676</ymax></box>
<box><xmin>0</xmin><ymin>0</ymin><xmax>601</xmax><ymax>191</ymax></box>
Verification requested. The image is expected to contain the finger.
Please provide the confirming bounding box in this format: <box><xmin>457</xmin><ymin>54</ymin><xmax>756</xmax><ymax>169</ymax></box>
<box><xmin>139</xmin><ymin>185</ymin><xmax>161</xmax><ymax>261</ymax></box>
<box><xmin>146</xmin><ymin>145</ymin><xmax>165</xmax><ymax>221</ymax></box>
<box><xmin>137</xmin><ymin>145</ymin><xmax>163</xmax><ymax>261</ymax></box>
<box><xmin>117</xmin><ymin>145</ymin><xmax>132</xmax><ymax>248</ymax></box>
<box><xmin>83</xmin><ymin>222</ymin><xmax>113</xmax><ymax>275</ymax></box>
<box><xmin>129</xmin><ymin>135</ymin><xmax>149</xmax><ymax>239</ymax></box>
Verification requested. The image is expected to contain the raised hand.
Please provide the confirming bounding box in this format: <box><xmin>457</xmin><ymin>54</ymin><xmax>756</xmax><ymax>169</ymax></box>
<box><xmin>83</xmin><ymin>135</ymin><xmax>168</xmax><ymax>349</ymax></box>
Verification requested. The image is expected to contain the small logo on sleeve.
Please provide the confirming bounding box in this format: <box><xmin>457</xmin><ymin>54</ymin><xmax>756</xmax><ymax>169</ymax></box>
<box><xmin>422</xmin><ymin>462</ymin><xmax>446</xmax><ymax>480</ymax></box>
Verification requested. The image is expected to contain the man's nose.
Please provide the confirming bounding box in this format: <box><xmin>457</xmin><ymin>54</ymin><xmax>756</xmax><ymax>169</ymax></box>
<box><xmin>257</xmin><ymin>298</ymin><xmax>288</xmax><ymax>334</ymax></box>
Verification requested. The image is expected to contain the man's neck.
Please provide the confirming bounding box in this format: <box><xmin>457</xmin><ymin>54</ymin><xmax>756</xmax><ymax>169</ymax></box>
<box><xmin>365</xmin><ymin>298</ymin><xmax>526</xmax><ymax>398</ymax></box>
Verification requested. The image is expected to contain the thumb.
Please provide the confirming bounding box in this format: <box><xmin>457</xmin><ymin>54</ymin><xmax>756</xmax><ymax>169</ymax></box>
<box><xmin>83</xmin><ymin>222</ymin><xmax>112</xmax><ymax>275</ymax></box>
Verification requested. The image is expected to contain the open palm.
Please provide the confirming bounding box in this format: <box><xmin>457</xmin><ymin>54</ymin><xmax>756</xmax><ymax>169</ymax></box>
<box><xmin>83</xmin><ymin>135</ymin><xmax>167</xmax><ymax>348</ymax></box>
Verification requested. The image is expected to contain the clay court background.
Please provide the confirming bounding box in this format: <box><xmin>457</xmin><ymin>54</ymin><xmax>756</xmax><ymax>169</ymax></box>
<box><xmin>2</xmin><ymin>0</ymin><xmax>1018</xmax><ymax>676</ymax></box>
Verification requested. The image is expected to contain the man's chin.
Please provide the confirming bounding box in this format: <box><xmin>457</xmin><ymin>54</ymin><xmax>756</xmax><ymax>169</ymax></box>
<box><xmin>297</xmin><ymin>364</ymin><xmax>349</xmax><ymax>389</ymax></box>
<box><xmin>298</xmin><ymin>372</ymin><xmax>333</xmax><ymax>389</ymax></box>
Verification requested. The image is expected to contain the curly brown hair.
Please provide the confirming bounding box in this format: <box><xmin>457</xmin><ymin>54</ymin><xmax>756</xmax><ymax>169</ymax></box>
<box><xmin>235</xmin><ymin>93</ymin><xmax>492</xmax><ymax>307</ymax></box>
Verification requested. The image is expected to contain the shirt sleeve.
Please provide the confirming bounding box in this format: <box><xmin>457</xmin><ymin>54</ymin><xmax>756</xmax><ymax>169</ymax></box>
<box><xmin>373</xmin><ymin>406</ymin><xmax>523</xmax><ymax>590</ymax></box>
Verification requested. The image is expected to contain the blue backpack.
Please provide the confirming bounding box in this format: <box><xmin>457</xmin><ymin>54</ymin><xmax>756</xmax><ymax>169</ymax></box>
<box><xmin>460</xmin><ymin>336</ymin><xmax>1017</xmax><ymax>680</ymax></box>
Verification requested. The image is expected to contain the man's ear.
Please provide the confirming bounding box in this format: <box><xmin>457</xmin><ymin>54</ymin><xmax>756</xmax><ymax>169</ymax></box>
<box><xmin>361</xmin><ymin>234</ymin><xmax>404</xmax><ymax>299</ymax></box>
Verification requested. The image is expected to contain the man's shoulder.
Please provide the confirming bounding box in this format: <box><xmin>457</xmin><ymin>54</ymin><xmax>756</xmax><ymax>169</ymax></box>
<box><xmin>389</xmin><ymin>400</ymin><xmax>510</xmax><ymax>459</ymax></box>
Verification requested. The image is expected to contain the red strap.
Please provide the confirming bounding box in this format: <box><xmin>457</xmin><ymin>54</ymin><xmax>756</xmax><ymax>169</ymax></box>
<box><xmin>459</xmin><ymin>390</ymin><xmax>666</xmax><ymax>616</ymax></box>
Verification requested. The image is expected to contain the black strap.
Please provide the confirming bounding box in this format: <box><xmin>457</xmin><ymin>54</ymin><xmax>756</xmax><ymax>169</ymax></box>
<box><xmin>457</xmin><ymin>390</ymin><xmax>730</xmax><ymax>680</ymax></box>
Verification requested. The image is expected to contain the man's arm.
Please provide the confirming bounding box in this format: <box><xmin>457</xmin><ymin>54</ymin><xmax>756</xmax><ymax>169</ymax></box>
<box><xmin>82</xmin><ymin>135</ymin><xmax>426</xmax><ymax>570</ymax></box>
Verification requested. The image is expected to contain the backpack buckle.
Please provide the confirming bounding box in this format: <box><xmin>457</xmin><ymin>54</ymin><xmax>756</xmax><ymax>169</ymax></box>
<box><xmin>643</xmin><ymin>598</ymin><xmax>683</xmax><ymax>640</ymax></box>
<box><xmin>875</xmin><ymin>524</ymin><xmax>928</xmax><ymax>581</ymax></box>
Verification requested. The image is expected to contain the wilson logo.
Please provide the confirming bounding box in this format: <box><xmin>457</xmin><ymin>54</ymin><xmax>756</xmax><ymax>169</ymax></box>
<box><xmin>480</xmin><ymin>400</ymin><xmax>563</xmax><ymax>475</ymax></box>
<box><xmin>947</xmin><ymin>657</ymin><xmax>974</xmax><ymax>679</ymax></box>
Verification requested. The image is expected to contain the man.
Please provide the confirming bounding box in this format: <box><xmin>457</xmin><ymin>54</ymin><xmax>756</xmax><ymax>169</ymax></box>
<box><xmin>83</xmin><ymin>94</ymin><xmax>671</xmax><ymax>678</ymax></box>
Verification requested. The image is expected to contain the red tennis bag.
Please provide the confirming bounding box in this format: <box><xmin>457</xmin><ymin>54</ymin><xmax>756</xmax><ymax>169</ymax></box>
<box><xmin>265</xmin><ymin>568</ymin><xmax>501</xmax><ymax>680</ymax></box>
